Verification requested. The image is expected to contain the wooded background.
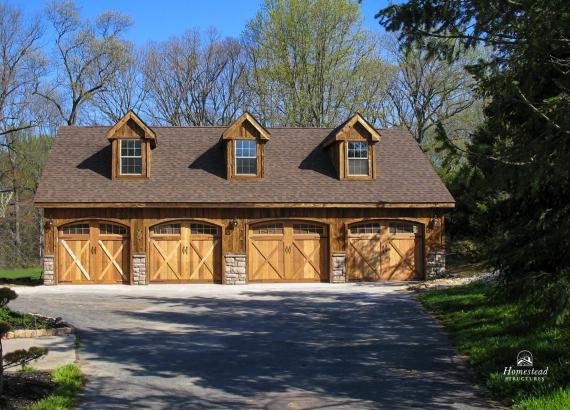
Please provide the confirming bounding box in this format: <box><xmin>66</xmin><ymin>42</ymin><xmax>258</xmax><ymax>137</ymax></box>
<box><xmin>1</xmin><ymin>0</ymin><xmax>567</xmax><ymax>323</ymax></box>
<box><xmin>0</xmin><ymin>0</ymin><xmax>481</xmax><ymax>268</ymax></box>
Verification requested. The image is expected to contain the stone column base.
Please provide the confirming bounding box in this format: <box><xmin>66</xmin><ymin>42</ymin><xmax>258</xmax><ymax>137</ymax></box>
<box><xmin>132</xmin><ymin>254</ymin><xmax>147</xmax><ymax>285</ymax></box>
<box><xmin>43</xmin><ymin>255</ymin><xmax>55</xmax><ymax>286</ymax></box>
<box><xmin>427</xmin><ymin>249</ymin><xmax>446</xmax><ymax>279</ymax></box>
<box><xmin>331</xmin><ymin>252</ymin><xmax>347</xmax><ymax>283</ymax></box>
<box><xmin>224</xmin><ymin>254</ymin><xmax>247</xmax><ymax>285</ymax></box>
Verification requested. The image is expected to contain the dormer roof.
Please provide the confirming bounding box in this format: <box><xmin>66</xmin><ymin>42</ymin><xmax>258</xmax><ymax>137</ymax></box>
<box><xmin>221</xmin><ymin>112</ymin><xmax>270</xmax><ymax>141</ymax></box>
<box><xmin>106</xmin><ymin>110</ymin><xmax>157</xmax><ymax>148</ymax></box>
<box><xmin>322</xmin><ymin>113</ymin><xmax>381</xmax><ymax>148</ymax></box>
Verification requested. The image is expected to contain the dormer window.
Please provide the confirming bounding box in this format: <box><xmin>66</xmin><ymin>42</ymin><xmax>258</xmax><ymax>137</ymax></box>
<box><xmin>235</xmin><ymin>140</ymin><xmax>257</xmax><ymax>175</ymax></box>
<box><xmin>106</xmin><ymin>111</ymin><xmax>156</xmax><ymax>180</ymax></box>
<box><xmin>120</xmin><ymin>139</ymin><xmax>143</xmax><ymax>175</ymax></box>
<box><xmin>221</xmin><ymin>112</ymin><xmax>270</xmax><ymax>180</ymax></box>
<box><xmin>347</xmin><ymin>141</ymin><xmax>369</xmax><ymax>176</ymax></box>
<box><xmin>322</xmin><ymin>113</ymin><xmax>380</xmax><ymax>180</ymax></box>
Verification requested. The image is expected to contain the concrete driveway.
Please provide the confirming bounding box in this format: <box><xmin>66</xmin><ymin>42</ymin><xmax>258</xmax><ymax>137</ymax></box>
<box><xmin>12</xmin><ymin>283</ymin><xmax>492</xmax><ymax>409</ymax></box>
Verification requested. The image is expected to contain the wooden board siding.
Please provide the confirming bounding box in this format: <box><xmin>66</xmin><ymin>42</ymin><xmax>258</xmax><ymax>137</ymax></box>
<box><xmin>43</xmin><ymin>207</ymin><xmax>445</xmax><ymax>284</ymax></box>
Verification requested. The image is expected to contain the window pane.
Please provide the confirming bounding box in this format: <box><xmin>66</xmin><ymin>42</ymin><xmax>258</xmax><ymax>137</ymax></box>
<box><xmin>100</xmin><ymin>224</ymin><xmax>127</xmax><ymax>235</ymax></box>
<box><xmin>120</xmin><ymin>139</ymin><xmax>142</xmax><ymax>175</ymax></box>
<box><xmin>62</xmin><ymin>224</ymin><xmax>90</xmax><ymax>235</ymax></box>
<box><xmin>348</xmin><ymin>158</ymin><xmax>369</xmax><ymax>176</ymax></box>
<box><xmin>253</xmin><ymin>224</ymin><xmax>284</xmax><ymax>234</ymax></box>
<box><xmin>236</xmin><ymin>158</ymin><xmax>257</xmax><ymax>175</ymax></box>
<box><xmin>190</xmin><ymin>223</ymin><xmax>218</xmax><ymax>235</ymax></box>
<box><xmin>350</xmin><ymin>223</ymin><xmax>381</xmax><ymax>234</ymax></box>
<box><xmin>347</xmin><ymin>141</ymin><xmax>368</xmax><ymax>159</ymax></box>
<box><xmin>235</xmin><ymin>140</ymin><xmax>257</xmax><ymax>175</ymax></box>
<box><xmin>236</xmin><ymin>140</ymin><xmax>256</xmax><ymax>157</ymax></box>
<box><xmin>121</xmin><ymin>139</ymin><xmax>141</xmax><ymax>156</ymax></box>
<box><xmin>121</xmin><ymin>157</ymin><xmax>142</xmax><ymax>175</ymax></box>
<box><xmin>389</xmin><ymin>223</ymin><xmax>416</xmax><ymax>234</ymax></box>
<box><xmin>154</xmin><ymin>224</ymin><xmax>181</xmax><ymax>235</ymax></box>
<box><xmin>293</xmin><ymin>224</ymin><xmax>324</xmax><ymax>234</ymax></box>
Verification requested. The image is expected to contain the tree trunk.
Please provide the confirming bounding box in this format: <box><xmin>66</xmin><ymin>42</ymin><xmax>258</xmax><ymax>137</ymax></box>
<box><xmin>8</xmin><ymin>146</ymin><xmax>21</xmax><ymax>265</ymax></box>
<box><xmin>0</xmin><ymin>339</ymin><xmax>4</xmax><ymax>396</ymax></box>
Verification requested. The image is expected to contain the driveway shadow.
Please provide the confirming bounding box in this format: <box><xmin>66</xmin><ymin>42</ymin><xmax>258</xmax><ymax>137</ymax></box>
<box><xmin>65</xmin><ymin>288</ymin><xmax>493</xmax><ymax>409</ymax></box>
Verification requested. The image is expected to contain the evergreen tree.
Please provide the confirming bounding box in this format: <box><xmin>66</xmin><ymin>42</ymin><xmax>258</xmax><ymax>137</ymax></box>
<box><xmin>378</xmin><ymin>0</ymin><xmax>570</xmax><ymax>320</ymax></box>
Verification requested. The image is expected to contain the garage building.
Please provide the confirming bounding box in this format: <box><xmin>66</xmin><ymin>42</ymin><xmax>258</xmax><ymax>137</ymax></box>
<box><xmin>35</xmin><ymin>111</ymin><xmax>454</xmax><ymax>285</ymax></box>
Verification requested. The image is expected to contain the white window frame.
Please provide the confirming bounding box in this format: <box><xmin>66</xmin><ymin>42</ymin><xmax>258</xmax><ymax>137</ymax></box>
<box><xmin>346</xmin><ymin>141</ymin><xmax>369</xmax><ymax>176</ymax></box>
<box><xmin>120</xmin><ymin>139</ymin><xmax>143</xmax><ymax>176</ymax></box>
<box><xmin>234</xmin><ymin>140</ymin><xmax>257</xmax><ymax>176</ymax></box>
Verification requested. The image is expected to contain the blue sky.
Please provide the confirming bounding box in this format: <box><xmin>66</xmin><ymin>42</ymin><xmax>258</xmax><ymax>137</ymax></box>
<box><xmin>11</xmin><ymin>0</ymin><xmax>391</xmax><ymax>44</ymax></box>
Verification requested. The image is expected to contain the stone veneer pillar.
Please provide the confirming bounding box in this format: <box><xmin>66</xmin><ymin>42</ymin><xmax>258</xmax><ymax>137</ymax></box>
<box><xmin>331</xmin><ymin>252</ymin><xmax>347</xmax><ymax>283</ymax></box>
<box><xmin>224</xmin><ymin>253</ymin><xmax>247</xmax><ymax>285</ymax></box>
<box><xmin>43</xmin><ymin>255</ymin><xmax>55</xmax><ymax>286</ymax></box>
<box><xmin>426</xmin><ymin>249</ymin><xmax>446</xmax><ymax>279</ymax></box>
<box><xmin>132</xmin><ymin>254</ymin><xmax>147</xmax><ymax>285</ymax></box>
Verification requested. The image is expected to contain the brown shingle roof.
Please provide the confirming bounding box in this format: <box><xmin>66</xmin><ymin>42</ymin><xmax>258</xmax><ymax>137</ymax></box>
<box><xmin>34</xmin><ymin>126</ymin><xmax>455</xmax><ymax>205</ymax></box>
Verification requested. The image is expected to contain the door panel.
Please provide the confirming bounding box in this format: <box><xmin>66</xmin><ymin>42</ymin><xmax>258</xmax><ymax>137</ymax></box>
<box><xmin>95</xmin><ymin>237</ymin><xmax>129</xmax><ymax>283</ymax></box>
<box><xmin>384</xmin><ymin>235</ymin><xmax>419</xmax><ymax>280</ymax></box>
<box><xmin>348</xmin><ymin>236</ymin><xmax>382</xmax><ymax>281</ymax></box>
<box><xmin>290</xmin><ymin>237</ymin><xmax>327</xmax><ymax>281</ymax></box>
<box><xmin>248</xmin><ymin>221</ymin><xmax>327</xmax><ymax>282</ymax></box>
<box><xmin>249</xmin><ymin>237</ymin><xmax>285</xmax><ymax>281</ymax></box>
<box><xmin>188</xmin><ymin>237</ymin><xmax>221</xmax><ymax>282</ymax></box>
<box><xmin>58</xmin><ymin>238</ymin><xmax>91</xmax><ymax>283</ymax></box>
<box><xmin>150</xmin><ymin>238</ymin><xmax>183</xmax><ymax>281</ymax></box>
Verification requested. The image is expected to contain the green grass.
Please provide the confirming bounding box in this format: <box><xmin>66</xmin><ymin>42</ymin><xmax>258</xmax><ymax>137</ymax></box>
<box><xmin>0</xmin><ymin>306</ymin><xmax>50</xmax><ymax>329</ymax></box>
<box><xmin>518</xmin><ymin>388</ymin><xmax>570</xmax><ymax>410</ymax></box>
<box><xmin>0</xmin><ymin>267</ymin><xmax>42</xmax><ymax>280</ymax></box>
<box><xmin>419</xmin><ymin>282</ymin><xmax>570</xmax><ymax>408</ymax></box>
<box><xmin>30</xmin><ymin>364</ymin><xmax>84</xmax><ymax>410</ymax></box>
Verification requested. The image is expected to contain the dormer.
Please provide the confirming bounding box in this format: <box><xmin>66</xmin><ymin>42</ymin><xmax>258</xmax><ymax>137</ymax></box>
<box><xmin>323</xmin><ymin>113</ymin><xmax>380</xmax><ymax>180</ymax></box>
<box><xmin>221</xmin><ymin>112</ymin><xmax>270</xmax><ymax>179</ymax></box>
<box><xmin>106</xmin><ymin>111</ymin><xmax>156</xmax><ymax>180</ymax></box>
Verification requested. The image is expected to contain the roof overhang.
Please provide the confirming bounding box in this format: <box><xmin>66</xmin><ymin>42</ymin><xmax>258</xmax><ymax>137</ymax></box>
<box><xmin>35</xmin><ymin>201</ymin><xmax>456</xmax><ymax>209</ymax></box>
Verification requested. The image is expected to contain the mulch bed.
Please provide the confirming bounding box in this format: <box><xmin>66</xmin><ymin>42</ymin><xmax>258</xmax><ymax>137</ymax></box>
<box><xmin>0</xmin><ymin>278</ymin><xmax>42</xmax><ymax>286</ymax></box>
<box><xmin>0</xmin><ymin>371</ymin><xmax>55</xmax><ymax>409</ymax></box>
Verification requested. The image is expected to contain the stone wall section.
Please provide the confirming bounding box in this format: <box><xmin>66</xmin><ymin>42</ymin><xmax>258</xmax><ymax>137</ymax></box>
<box><xmin>426</xmin><ymin>249</ymin><xmax>446</xmax><ymax>279</ymax></box>
<box><xmin>225</xmin><ymin>253</ymin><xmax>247</xmax><ymax>285</ymax></box>
<box><xmin>43</xmin><ymin>255</ymin><xmax>55</xmax><ymax>286</ymax></box>
<box><xmin>132</xmin><ymin>254</ymin><xmax>147</xmax><ymax>285</ymax></box>
<box><xmin>331</xmin><ymin>252</ymin><xmax>347</xmax><ymax>283</ymax></box>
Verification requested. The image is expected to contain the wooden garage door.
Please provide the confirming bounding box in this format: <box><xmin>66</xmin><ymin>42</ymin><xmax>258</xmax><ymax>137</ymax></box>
<box><xmin>58</xmin><ymin>222</ymin><xmax>129</xmax><ymax>284</ymax></box>
<box><xmin>248</xmin><ymin>222</ymin><xmax>328</xmax><ymax>282</ymax></box>
<box><xmin>149</xmin><ymin>222</ymin><xmax>221</xmax><ymax>283</ymax></box>
<box><xmin>348</xmin><ymin>221</ymin><xmax>423</xmax><ymax>281</ymax></box>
